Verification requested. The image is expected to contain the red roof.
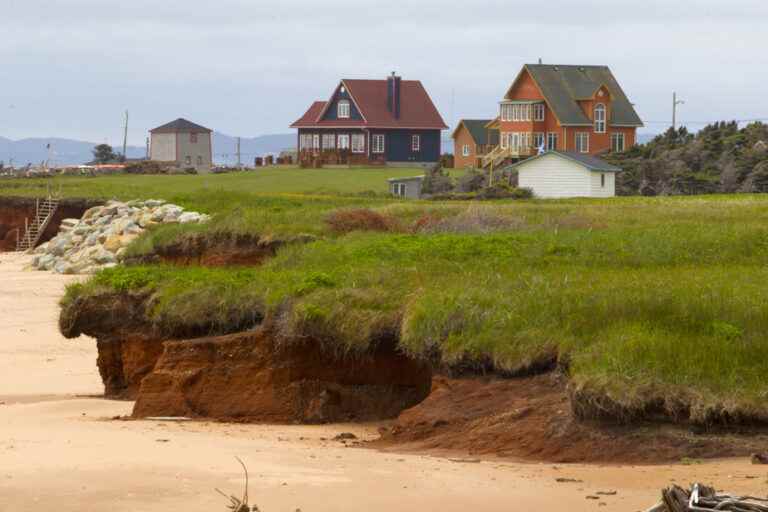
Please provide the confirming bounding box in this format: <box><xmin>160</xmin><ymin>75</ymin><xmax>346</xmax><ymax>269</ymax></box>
<box><xmin>290</xmin><ymin>79</ymin><xmax>447</xmax><ymax>130</ymax></box>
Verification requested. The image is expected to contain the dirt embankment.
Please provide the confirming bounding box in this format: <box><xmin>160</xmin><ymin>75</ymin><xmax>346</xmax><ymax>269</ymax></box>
<box><xmin>125</xmin><ymin>232</ymin><xmax>316</xmax><ymax>267</ymax></box>
<box><xmin>134</xmin><ymin>330</ymin><xmax>431</xmax><ymax>423</ymax></box>
<box><xmin>375</xmin><ymin>374</ymin><xmax>768</xmax><ymax>464</ymax></box>
<box><xmin>61</xmin><ymin>292</ymin><xmax>431</xmax><ymax>421</ymax></box>
<box><xmin>0</xmin><ymin>196</ymin><xmax>101</xmax><ymax>251</ymax></box>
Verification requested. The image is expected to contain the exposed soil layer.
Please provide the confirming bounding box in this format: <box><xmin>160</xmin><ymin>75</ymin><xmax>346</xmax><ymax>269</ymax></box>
<box><xmin>125</xmin><ymin>233</ymin><xmax>316</xmax><ymax>267</ymax></box>
<box><xmin>374</xmin><ymin>374</ymin><xmax>768</xmax><ymax>464</ymax></box>
<box><xmin>133</xmin><ymin>329</ymin><xmax>432</xmax><ymax>423</ymax></box>
<box><xmin>0</xmin><ymin>196</ymin><xmax>101</xmax><ymax>251</ymax></box>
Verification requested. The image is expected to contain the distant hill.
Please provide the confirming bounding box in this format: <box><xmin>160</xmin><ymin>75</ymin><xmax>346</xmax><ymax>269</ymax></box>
<box><xmin>0</xmin><ymin>133</ymin><xmax>297</xmax><ymax>167</ymax></box>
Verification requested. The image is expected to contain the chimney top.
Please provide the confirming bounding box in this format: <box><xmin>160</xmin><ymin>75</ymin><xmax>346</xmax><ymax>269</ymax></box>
<box><xmin>538</xmin><ymin>58</ymin><xmax>542</xmax><ymax>64</ymax></box>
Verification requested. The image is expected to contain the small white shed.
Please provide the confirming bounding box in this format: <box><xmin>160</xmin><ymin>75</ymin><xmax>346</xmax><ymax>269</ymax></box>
<box><xmin>510</xmin><ymin>151</ymin><xmax>622</xmax><ymax>198</ymax></box>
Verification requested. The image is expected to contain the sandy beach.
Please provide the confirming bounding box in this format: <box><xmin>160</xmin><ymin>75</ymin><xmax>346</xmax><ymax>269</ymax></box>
<box><xmin>0</xmin><ymin>252</ymin><xmax>763</xmax><ymax>512</ymax></box>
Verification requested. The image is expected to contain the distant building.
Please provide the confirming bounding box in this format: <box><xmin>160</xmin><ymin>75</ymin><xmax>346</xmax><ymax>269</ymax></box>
<box><xmin>149</xmin><ymin>118</ymin><xmax>213</xmax><ymax>172</ymax></box>
<box><xmin>509</xmin><ymin>151</ymin><xmax>621</xmax><ymax>198</ymax></box>
<box><xmin>451</xmin><ymin>119</ymin><xmax>499</xmax><ymax>168</ymax></box>
<box><xmin>290</xmin><ymin>73</ymin><xmax>448</xmax><ymax>167</ymax></box>
<box><xmin>387</xmin><ymin>176</ymin><xmax>424</xmax><ymax>199</ymax></box>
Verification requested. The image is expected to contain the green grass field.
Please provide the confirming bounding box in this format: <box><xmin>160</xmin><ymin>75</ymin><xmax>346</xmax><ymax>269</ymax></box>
<box><xmin>0</xmin><ymin>166</ymin><xmax>438</xmax><ymax>201</ymax></box>
<box><xmin>51</xmin><ymin>171</ymin><xmax>768</xmax><ymax>424</ymax></box>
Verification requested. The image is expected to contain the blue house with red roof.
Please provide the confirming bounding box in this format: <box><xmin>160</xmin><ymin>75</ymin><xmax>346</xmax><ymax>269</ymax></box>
<box><xmin>290</xmin><ymin>73</ymin><xmax>447</xmax><ymax>166</ymax></box>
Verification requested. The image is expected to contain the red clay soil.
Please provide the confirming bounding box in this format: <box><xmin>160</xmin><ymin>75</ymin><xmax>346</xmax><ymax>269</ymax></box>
<box><xmin>374</xmin><ymin>374</ymin><xmax>768</xmax><ymax>464</ymax></box>
<box><xmin>95</xmin><ymin>335</ymin><xmax>166</xmax><ymax>399</ymax></box>
<box><xmin>125</xmin><ymin>233</ymin><xmax>315</xmax><ymax>267</ymax></box>
<box><xmin>133</xmin><ymin>329</ymin><xmax>432</xmax><ymax>423</ymax></box>
<box><xmin>0</xmin><ymin>197</ymin><xmax>100</xmax><ymax>251</ymax></box>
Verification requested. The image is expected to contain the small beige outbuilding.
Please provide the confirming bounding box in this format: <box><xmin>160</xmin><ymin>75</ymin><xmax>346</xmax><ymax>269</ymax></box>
<box><xmin>149</xmin><ymin>118</ymin><xmax>213</xmax><ymax>173</ymax></box>
<box><xmin>509</xmin><ymin>151</ymin><xmax>621</xmax><ymax>198</ymax></box>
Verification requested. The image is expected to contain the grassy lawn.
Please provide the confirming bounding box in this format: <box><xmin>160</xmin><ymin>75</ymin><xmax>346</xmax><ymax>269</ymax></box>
<box><xmin>61</xmin><ymin>189</ymin><xmax>768</xmax><ymax>423</ymax></box>
<box><xmin>0</xmin><ymin>166</ymin><xmax>439</xmax><ymax>201</ymax></box>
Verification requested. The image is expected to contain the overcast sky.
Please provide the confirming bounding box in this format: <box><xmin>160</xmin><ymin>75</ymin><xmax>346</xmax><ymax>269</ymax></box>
<box><xmin>2</xmin><ymin>0</ymin><xmax>767</xmax><ymax>146</ymax></box>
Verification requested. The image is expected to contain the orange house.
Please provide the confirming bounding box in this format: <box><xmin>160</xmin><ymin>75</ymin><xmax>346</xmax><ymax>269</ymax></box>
<box><xmin>487</xmin><ymin>64</ymin><xmax>642</xmax><ymax>165</ymax></box>
<box><xmin>451</xmin><ymin>119</ymin><xmax>499</xmax><ymax>168</ymax></box>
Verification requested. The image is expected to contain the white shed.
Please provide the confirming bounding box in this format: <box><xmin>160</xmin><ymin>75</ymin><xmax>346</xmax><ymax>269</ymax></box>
<box><xmin>510</xmin><ymin>151</ymin><xmax>622</xmax><ymax>198</ymax></box>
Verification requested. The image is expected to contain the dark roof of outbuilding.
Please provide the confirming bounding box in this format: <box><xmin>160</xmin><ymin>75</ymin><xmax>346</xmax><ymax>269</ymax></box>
<box><xmin>507</xmin><ymin>151</ymin><xmax>622</xmax><ymax>172</ymax></box>
<box><xmin>518</xmin><ymin>64</ymin><xmax>643</xmax><ymax>127</ymax></box>
<box><xmin>452</xmin><ymin>119</ymin><xmax>499</xmax><ymax>146</ymax></box>
<box><xmin>291</xmin><ymin>78</ymin><xmax>448</xmax><ymax>130</ymax></box>
<box><xmin>150</xmin><ymin>118</ymin><xmax>212</xmax><ymax>133</ymax></box>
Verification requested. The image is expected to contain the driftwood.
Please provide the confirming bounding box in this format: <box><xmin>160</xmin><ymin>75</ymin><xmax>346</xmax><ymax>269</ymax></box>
<box><xmin>646</xmin><ymin>483</ymin><xmax>768</xmax><ymax>512</ymax></box>
<box><xmin>216</xmin><ymin>457</ymin><xmax>258</xmax><ymax>512</ymax></box>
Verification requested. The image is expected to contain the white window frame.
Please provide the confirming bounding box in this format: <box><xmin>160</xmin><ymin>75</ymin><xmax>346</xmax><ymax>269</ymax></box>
<box><xmin>533</xmin><ymin>103</ymin><xmax>545</xmax><ymax>122</ymax></box>
<box><xmin>322</xmin><ymin>133</ymin><xmax>335</xmax><ymax>150</ymax></box>
<box><xmin>351</xmin><ymin>133</ymin><xmax>365</xmax><ymax>153</ymax></box>
<box><xmin>610</xmin><ymin>132</ymin><xmax>625</xmax><ymax>153</ymax></box>
<box><xmin>411</xmin><ymin>134</ymin><xmax>420</xmax><ymax>152</ymax></box>
<box><xmin>312</xmin><ymin>134</ymin><xmax>320</xmax><ymax>150</ymax></box>
<box><xmin>372</xmin><ymin>134</ymin><xmax>385</xmax><ymax>154</ymax></box>
<box><xmin>533</xmin><ymin>132</ymin><xmax>545</xmax><ymax>150</ymax></box>
<box><xmin>576</xmin><ymin>132</ymin><xmax>590</xmax><ymax>153</ymax></box>
<box><xmin>594</xmin><ymin>103</ymin><xmax>606</xmax><ymax>133</ymax></box>
<box><xmin>338</xmin><ymin>100</ymin><xmax>350</xmax><ymax>119</ymax></box>
<box><xmin>299</xmin><ymin>134</ymin><xmax>313</xmax><ymax>150</ymax></box>
<box><xmin>338</xmin><ymin>134</ymin><xmax>350</xmax><ymax>150</ymax></box>
<box><xmin>462</xmin><ymin>144</ymin><xmax>470</xmax><ymax>157</ymax></box>
<box><xmin>500</xmin><ymin>132</ymin><xmax>509</xmax><ymax>149</ymax></box>
<box><xmin>547</xmin><ymin>132</ymin><xmax>558</xmax><ymax>151</ymax></box>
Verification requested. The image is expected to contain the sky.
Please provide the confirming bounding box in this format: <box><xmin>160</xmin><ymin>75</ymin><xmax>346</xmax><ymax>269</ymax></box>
<box><xmin>1</xmin><ymin>0</ymin><xmax>767</xmax><ymax>146</ymax></box>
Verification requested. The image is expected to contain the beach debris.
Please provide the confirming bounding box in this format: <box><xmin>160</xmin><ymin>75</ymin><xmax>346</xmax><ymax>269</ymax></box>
<box><xmin>333</xmin><ymin>432</ymin><xmax>357</xmax><ymax>441</ymax></box>
<box><xmin>448</xmin><ymin>458</ymin><xmax>482</xmax><ymax>464</ymax></box>
<box><xmin>751</xmin><ymin>452</ymin><xmax>768</xmax><ymax>464</ymax></box>
<box><xmin>30</xmin><ymin>199</ymin><xmax>210</xmax><ymax>274</ymax></box>
<box><xmin>556</xmin><ymin>477</ymin><xmax>584</xmax><ymax>483</ymax></box>
<box><xmin>645</xmin><ymin>483</ymin><xmax>768</xmax><ymax>511</ymax></box>
<box><xmin>216</xmin><ymin>457</ymin><xmax>257</xmax><ymax>512</ymax></box>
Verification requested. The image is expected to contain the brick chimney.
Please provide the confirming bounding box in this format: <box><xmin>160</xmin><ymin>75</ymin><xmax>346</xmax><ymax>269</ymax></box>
<box><xmin>387</xmin><ymin>72</ymin><xmax>401</xmax><ymax>119</ymax></box>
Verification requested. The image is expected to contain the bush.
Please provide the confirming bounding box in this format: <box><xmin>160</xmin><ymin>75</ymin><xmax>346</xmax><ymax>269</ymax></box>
<box><xmin>124</xmin><ymin>161</ymin><xmax>174</xmax><ymax>175</ymax></box>
<box><xmin>476</xmin><ymin>184</ymin><xmax>533</xmax><ymax>200</ymax></box>
<box><xmin>325</xmin><ymin>208</ymin><xmax>398</xmax><ymax>234</ymax></box>
<box><xmin>456</xmin><ymin>168</ymin><xmax>486</xmax><ymax>192</ymax></box>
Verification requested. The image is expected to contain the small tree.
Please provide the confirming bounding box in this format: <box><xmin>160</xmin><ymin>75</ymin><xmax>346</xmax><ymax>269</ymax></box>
<box><xmin>92</xmin><ymin>144</ymin><xmax>117</xmax><ymax>163</ymax></box>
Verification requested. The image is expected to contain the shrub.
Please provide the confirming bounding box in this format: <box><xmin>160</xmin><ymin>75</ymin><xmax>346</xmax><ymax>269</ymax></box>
<box><xmin>413</xmin><ymin>206</ymin><xmax>523</xmax><ymax>234</ymax></box>
<box><xmin>456</xmin><ymin>168</ymin><xmax>486</xmax><ymax>192</ymax></box>
<box><xmin>325</xmin><ymin>208</ymin><xmax>397</xmax><ymax>234</ymax></box>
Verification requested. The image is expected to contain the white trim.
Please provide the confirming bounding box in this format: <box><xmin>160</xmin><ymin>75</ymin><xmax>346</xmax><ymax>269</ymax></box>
<box><xmin>462</xmin><ymin>144</ymin><xmax>470</xmax><ymax>157</ymax></box>
<box><xmin>594</xmin><ymin>103</ymin><xmax>606</xmax><ymax>133</ymax></box>
<box><xmin>372</xmin><ymin>133</ymin><xmax>385</xmax><ymax>154</ymax></box>
<box><xmin>337</xmin><ymin>100</ymin><xmax>350</xmax><ymax>119</ymax></box>
<box><xmin>411</xmin><ymin>134</ymin><xmax>420</xmax><ymax>152</ymax></box>
<box><xmin>575</xmin><ymin>132</ymin><xmax>590</xmax><ymax>153</ymax></box>
<box><xmin>351</xmin><ymin>133</ymin><xmax>365</xmax><ymax>153</ymax></box>
<box><xmin>338</xmin><ymin>134</ymin><xmax>350</xmax><ymax>150</ymax></box>
<box><xmin>610</xmin><ymin>132</ymin><xmax>626</xmax><ymax>152</ymax></box>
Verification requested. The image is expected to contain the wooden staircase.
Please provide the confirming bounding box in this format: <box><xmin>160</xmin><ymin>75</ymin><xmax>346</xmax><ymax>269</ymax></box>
<box><xmin>481</xmin><ymin>145</ymin><xmax>534</xmax><ymax>170</ymax></box>
<box><xmin>16</xmin><ymin>197</ymin><xmax>60</xmax><ymax>252</ymax></box>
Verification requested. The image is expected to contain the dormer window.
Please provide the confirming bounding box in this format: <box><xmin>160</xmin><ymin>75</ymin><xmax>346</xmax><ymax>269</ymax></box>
<box><xmin>338</xmin><ymin>100</ymin><xmax>350</xmax><ymax>119</ymax></box>
<box><xmin>594</xmin><ymin>103</ymin><xmax>606</xmax><ymax>133</ymax></box>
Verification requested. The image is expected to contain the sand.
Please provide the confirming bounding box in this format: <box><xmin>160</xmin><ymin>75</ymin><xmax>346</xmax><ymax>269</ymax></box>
<box><xmin>0</xmin><ymin>252</ymin><xmax>764</xmax><ymax>512</ymax></box>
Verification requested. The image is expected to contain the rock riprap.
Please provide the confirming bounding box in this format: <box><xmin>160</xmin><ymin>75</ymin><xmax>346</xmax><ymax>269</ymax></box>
<box><xmin>31</xmin><ymin>199</ymin><xmax>210</xmax><ymax>274</ymax></box>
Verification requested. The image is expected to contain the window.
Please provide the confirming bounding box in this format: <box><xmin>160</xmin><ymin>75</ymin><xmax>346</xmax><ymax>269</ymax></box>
<box><xmin>351</xmin><ymin>133</ymin><xmax>365</xmax><ymax>153</ymax></box>
<box><xmin>392</xmin><ymin>182</ymin><xmax>407</xmax><ymax>197</ymax></box>
<box><xmin>190</xmin><ymin>133</ymin><xmax>198</xmax><ymax>143</ymax></box>
<box><xmin>184</xmin><ymin>156</ymin><xmax>192</xmax><ymax>166</ymax></box>
<box><xmin>547</xmin><ymin>132</ymin><xmax>558</xmax><ymax>151</ymax></box>
<box><xmin>594</xmin><ymin>104</ymin><xmax>606</xmax><ymax>133</ymax></box>
<box><xmin>610</xmin><ymin>133</ymin><xmax>625</xmax><ymax>153</ymax></box>
<box><xmin>411</xmin><ymin>134</ymin><xmax>420</xmax><ymax>152</ymax></box>
<box><xmin>462</xmin><ymin>144</ymin><xmax>470</xmax><ymax>157</ymax></box>
<box><xmin>575</xmin><ymin>132</ymin><xmax>590</xmax><ymax>153</ymax></box>
<box><xmin>322</xmin><ymin>133</ymin><xmax>335</xmax><ymax>150</ymax></box>
<box><xmin>312</xmin><ymin>134</ymin><xmax>320</xmax><ymax>150</ymax></box>
<box><xmin>299</xmin><ymin>134</ymin><xmax>313</xmax><ymax>150</ymax></box>
<box><xmin>338</xmin><ymin>134</ymin><xmax>350</xmax><ymax>150</ymax></box>
<box><xmin>533</xmin><ymin>132</ymin><xmax>545</xmax><ymax>151</ymax></box>
<box><xmin>501</xmin><ymin>103</ymin><xmax>513</xmax><ymax>121</ymax></box>
<box><xmin>196</xmin><ymin>156</ymin><xmax>203</xmax><ymax>166</ymax></box>
<box><xmin>600</xmin><ymin>173</ymin><xmax>606</xmax><ymax>188</ymax></box>
<box><xmin>338</xmin><ymin>100</ymin><xmax>350</xmax><ymax>119</ymax></box>
<box><xmin>533</xmin><ymin>103</ymin><xmax>545</xmax><ymax>122</ymax></box>
<box><xmin>500</xmin><ymin>132</ymin><xmax>509</xmax><ymax>149</ymax></box>
<box><xmin>372</xmin><ymin>134</ymin><xmax>385</xmax><ymax>154</ymax></box>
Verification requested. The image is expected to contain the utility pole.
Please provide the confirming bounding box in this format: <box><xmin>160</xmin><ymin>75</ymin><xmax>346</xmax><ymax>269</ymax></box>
<box><xmin>122</xmin><ymin>110</ymin><xmax>129</xmax><ymax>161</ymax></box>
<box><xmin>236</xmin><ymin>137</ymin><xmax>241</xmax><ymax>169</ymax></box>
<box><xmin>672</xmin><ymin>92</ymin><xmax>685</xmax><ymax>131</ymax></box>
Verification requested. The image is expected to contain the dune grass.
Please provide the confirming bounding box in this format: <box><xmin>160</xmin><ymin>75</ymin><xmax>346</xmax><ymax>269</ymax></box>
<box><xmin>62</xmin><ymin>193</ymin><xmax>768</xmax><ymax>422</ymax></box>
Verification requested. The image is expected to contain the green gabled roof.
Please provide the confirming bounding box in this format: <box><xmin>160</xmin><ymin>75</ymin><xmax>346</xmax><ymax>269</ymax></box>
<box><xmin>521</xmin><ymin>64</ymin><xmax>643</xmax><ymax>127</ymax></box>
<box><xmin>454</xmin><ymin>119</ymin><xmax>499</xmax><ymax>145</ymax></box>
